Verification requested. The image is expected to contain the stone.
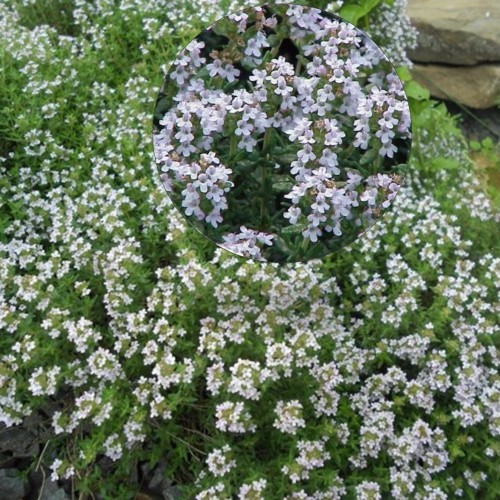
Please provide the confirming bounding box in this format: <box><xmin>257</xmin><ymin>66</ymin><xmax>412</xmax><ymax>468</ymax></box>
<box><xmin>139</xmin><ymin>461</ymin><xmax>182</xmax><ymax>500</ymax></box>
<box><xmin>407</xmin><ymin>0</ymin><xmax>500</xmax><ymax>65</ymax></box>
<box><xmin>37</xmin><ymin>475</ymin><xmax>69</xmax><ymax>500</ymax></box>
<box><xmin>0</xmin><ymin>468</ymin><xmax>27</xmax><ymax>499</ymax></box>
<box><xmin>135</xmin><ymin>493</ymin><xmax>156</xmax><ymax>500</ymax></box>
<box><xmin>147</xmin><ymin>462</ymin><xmax>167</xmax><ymax>491</ymax></box>
<box><xmin>162</xmin><ymin>484</ymin><xmax>182</xmax><ymax>500</ymax></box>
<box><xmin>41</xmin><ymin>486</ymin><xmax>69</xmax><ymax>500</ymax></box>
<box><xmin>0</xmin><ymin>425</ymin><xmax>39</xmax><ymax>457</ymax></box>
<box><xmin>411</xmin><ymin>63</ymin><xmax>500</xmax><ymax>109</ymax></box>
<box><xmin>28</xmin><ymin>466</ymin><xmax>71</xmax><ymax>500</ymax></box>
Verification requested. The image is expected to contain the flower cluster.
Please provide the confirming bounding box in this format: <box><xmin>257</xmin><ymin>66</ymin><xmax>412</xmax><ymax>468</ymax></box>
<box><xmin>162</xmin><ymin>149</ymin><xmax>232</xmax><ymax>227</ymax></box>
<box><xmin>368</xmin><ymin>0</ymin><xmax>418</xmax><ymax>68</ymax></box>
<box><xmin>228</xmin><ymin>359</ymin><xmax>270</xmax><ymax>400</ymax></box>
<box><xmin>221</xmin><ymin>226</ymin><xmax>274</xmax><ymax>261</ymax></box>
<box><xmin>153</xmin><ymin>4</ymin><xmax>411</xmax><ymax>261</ymax></box>
<box><xmin>282</xmin><ymin>438</ymin><xmax>331</xmax><ymax>483</ymax></box>
<box><xmin>215</xmin><ymin>401</ymin><xmax>256</xmax><ymax>433</ymax></box>
<box><xmin>273</xmin><ymin>400</ymin><xmax>306</xmax><ymax>434</ymax></box>
<box><xmin>206</xmin><ymin>444</ymin><xmax>237</xmax><ymax>477</ymax></box>
<box><xmin>237</xmin><ymin>478</ymin><xmax>267</xmax><ymax>500</ymax></box>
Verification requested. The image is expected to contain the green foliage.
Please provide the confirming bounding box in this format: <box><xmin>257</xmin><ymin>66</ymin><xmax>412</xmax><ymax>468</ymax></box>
<box><xmin>340</xmin><ymin>0</ymin><xmax>383</xmax><ymax>26</ymax></box>
<box><xmin>404</xmin><ymin>79</ymin><xmax>431</xmax><ymax>102</ymax></box>
<box><xmin>469</xmin><ymin>136</ymin><xmax>500</xmax><ymax>209</ymax></box>
<box><xmin>16</xmin><ymin>0</ymin><xmax>78</xmax><ymax>36</ymax></box>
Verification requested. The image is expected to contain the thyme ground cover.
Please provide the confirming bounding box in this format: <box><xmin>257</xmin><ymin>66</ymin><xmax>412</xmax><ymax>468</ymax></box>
<box><xmin>153</xmin><ymin>4</ymin><xmax>410</xmax><ymax>262</ymax></box>
<box><xmin>0</xmin><ymin>0</ymin><xmax>499</xmax><ymax>499</ymax></box>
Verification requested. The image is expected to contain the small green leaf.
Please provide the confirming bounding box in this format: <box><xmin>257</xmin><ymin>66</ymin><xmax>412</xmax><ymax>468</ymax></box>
<box><xmin>276</xmin><ymin>154</ymin><xmax>297</xmax><ymax>165</ymax></box>
<box><xmin>272</xmin><ymin>181</ymin><xmax>294</xmax><ymax>192</ymax></box>
<box><xmin>430</xmin><ymin>157</ymin><xmax>461</xmax><ymax>171</ymax></box>
<box><xmin>470</xmin><ymin>140</ymin><xmax>481</xmax><ymax>151</ymax></box>
<box><xmin>360</xmin><ymin>148</ymin><xmax>377</xmax><ymax>166</ymax></box>
<box><xmin>281</xmin><ymin>223</ymin><xmax>307</xmax><ymax>235</ymax></box>
<box><xmin>240</xmin><ymin>58</ymin><xmax>257</xmax><ymax>71</ymax></box>
<box><xmin>266</xmin><ymin>34</ymin><xmax>281</xmax><ymax>47</ymax></box>
<box><xmin>339</xmin><ymin>5</ymin><xmax>365</xmax><ymax>24</ymax></box>
<box><xmin>404</xmin><ymin>80</ymin><xmax>430</xmax><ymax>101</ymax></box>
<box><xmin>396</xmin><ymin>66</ymin><xmax>412</xmax><ymax>82</ymax></box>
<box><xmin>482</xmin><ymin>136</ymin><xmax>493</xmax><ymax>149</ymax></box>
<box><xmin>365</xmin><ymin>0</ymin><xmax>383</xmax><ymax>14</ymax></box>
<box><xmin>340</xmin><ymin>0</ymin><xmax>382</xmax><ymax>24</ymax></box>
<box><xmin>211</xmin><ymin>19</ymin><xmax>235</xmax><ymax>38</ymax></box>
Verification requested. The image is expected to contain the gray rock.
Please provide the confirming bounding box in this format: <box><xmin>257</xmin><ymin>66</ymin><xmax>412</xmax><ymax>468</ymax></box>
<box><xmin>40</xmin><ymin>486</ymin><xmax>69</xmax><ymax>500</ymax></box>
<box><xmin>408</xmin><ymin>0</ymin><xmax>500</xmax><ymax>65</ymax></box>
<box><xmin>411</xmin><ymin>63</ymin><xmax>500</xmax><ymax>109</ymax></box>
<box><xmin>148</xmin><ymin>462</ymin><xmax>167</xmax><ymax>491</ymax></box>
<box><xmin>0</xmin><ymin>425</ymin><xmax>39</xmax><ymax>457</ymax></box>
<box><xmin>139</xmin><ymin>461</ymin><xmax>182</xmax><ymax>500</ymax></box>
<box><xmin>28</xmin><ymin>465</ymin><xmax>70</xmax><ymax>500</ymax></box>
<box><xmin>162</xmin><ymin>484</ymin><xmax>182</xmax><ymax>500</ymax></box>
<box><xmin>37</xmin><ymin>474</ymin><xmax>70</xmax><ymax>500</ymax></box>
<box><xmin>0</xmin><ymin>468</ymin><xmax>27</xmax><ymax>499</ymax></box>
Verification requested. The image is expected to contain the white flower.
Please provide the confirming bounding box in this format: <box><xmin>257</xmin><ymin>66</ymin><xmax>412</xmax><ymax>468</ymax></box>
<box><xmin>206</xmin><ymin>445</ymin><xmax>236</xmax><ymax>477</ymax></box>
<box><xmin>274</xmin><ymin>400</ymin><xmax>306</xmax><ymax>434</ymax></box>
<box><xmin>302</xmin><ymin>224</ymin><xmax>322</xmax><ymax>242</ymax></box>
<box><xmin>284</xmin><ymin>206</ymin><xmax>302</xmax><ymax>225</ymax></box>
<box><xmin>238</xmin><ymin>478</ymin><xmax>267</xmax><ymax>499</ymax></box>
<box><xmin>215</xmin><ymin>401</ymin><xmax>256</xmax><ymax>433</ymax></box>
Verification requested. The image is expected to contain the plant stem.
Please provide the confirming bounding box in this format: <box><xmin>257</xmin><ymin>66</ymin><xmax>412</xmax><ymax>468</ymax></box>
<box><xmin>373</xmin><ymin>151</ymin><xmax>381</xmax><ymax>175</ymax></box>
<box><xmin>260</xmin><ymin>128</ymin><xmax>273</xmax><ymax>227</ymax></box>
<box><xmin>260</xmin><ymin>164</ymin><xmax>267</xmax><ymax>227</ymax></box>
<box><xmin>230</xmin><ymin>133</ymin><xmax>238</xmax><ymax>162</ymax></box>
<box><xmin>301</xmin><ymin>236</ymin><xmax>310</xmax><ymax>252</ymax></box>
<box><xmin>295</xmin><ymin>58</ymin><xmax>301</xmax><ymax>76</ymax></box>
<box><xmin>262</xmin><ymin>126</ymin><xmax>272</xmax><ymax>154</ymax></box>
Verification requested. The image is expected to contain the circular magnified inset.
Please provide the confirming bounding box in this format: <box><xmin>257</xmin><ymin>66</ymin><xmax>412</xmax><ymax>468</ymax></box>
<box><xmin>153</xmin><ymin>4</ymin><xmax>411</xmax><ymax>263</ymax></box>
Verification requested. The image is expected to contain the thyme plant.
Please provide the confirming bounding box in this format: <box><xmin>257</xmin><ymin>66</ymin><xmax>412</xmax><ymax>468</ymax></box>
<box><xmin>153</xmin><ymin>4</ymin><xmax>411</xmax><ymax>262</ymax></box>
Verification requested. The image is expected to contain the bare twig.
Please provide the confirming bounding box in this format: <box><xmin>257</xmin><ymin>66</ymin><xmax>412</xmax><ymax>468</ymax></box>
<box><xmin>35</xmin><ymin>439</ymin><xmax>51</xmax><ymax>471</ymax></box>
<box><xmin>36</xmin><ymin>468</ymin><xmax>46</xmax><ymax>500</ymax></box>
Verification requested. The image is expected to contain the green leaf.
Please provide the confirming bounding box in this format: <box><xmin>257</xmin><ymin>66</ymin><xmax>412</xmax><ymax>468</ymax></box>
<box><xmin>470</xmin><ymin>140</ymin><xmax>481</xmax><ymax>151</ymax></box>
<box><xmin>272</xmin><ymin>181</ymin><xmax>294</xmax><ymax>192</ymax></box>
<box><xmin>339</xmin><ymin>5</ymin><xmax>365</xmax><ymax>24</ymax></box>
<box><xmin>360</xmin><ymin>148</ymin><xmax>377</xmax><ymax>166</ymax></box>
<box><xmin>281</xmin><ymin>223</ymin><xmax>307</xmax><ymax>235</ymax></box>
<box><xmin>266</xmin><ymin>34</ymin><xmax>281</xmax><ymax>48</ymax></box>
<box><xmin>430</xmin><ymin>157</ymin><xmax>461</xmax><ymax>171</ymax></box>
<box><xmin>211</xmin><ymin>19</ymin><xmax>235</xmax><ymax>38</ymax></box>
<box><xmin>240</xmin><ymin>58</ymin><xmax>257</xmax><ymax>71</ymax></box>
<box><xmin>396</xmin><ymin>66</ymin><xmax>412</xmax><ymax>82</ymax></box>
<box><xmin>404</xmin><ymin>80</ymin><xmax>430</xmax><ymax>101</ymax></box>
<box><xmin>272</xmin><ymin>235</ymin><xmax>293</xmax><ymax>253</ymax></box>
<box><xmin>277</xmin><ymin>154</ymin><xmax>297</xmax><ymax>165</ymax></box>
<box><xmin>339</xmin><ymin>0</ymin><xmax>382</xmax><ymax>24</ymax></box>
<box><xmin>482</xmin><ymin>136</ymin><xmax>494</xmax><ymax>149</ymax></box>
<box><xmin>365</xmin><ymin>0</ymin><xmax>384</xmax><ymax>13</ymax></box>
